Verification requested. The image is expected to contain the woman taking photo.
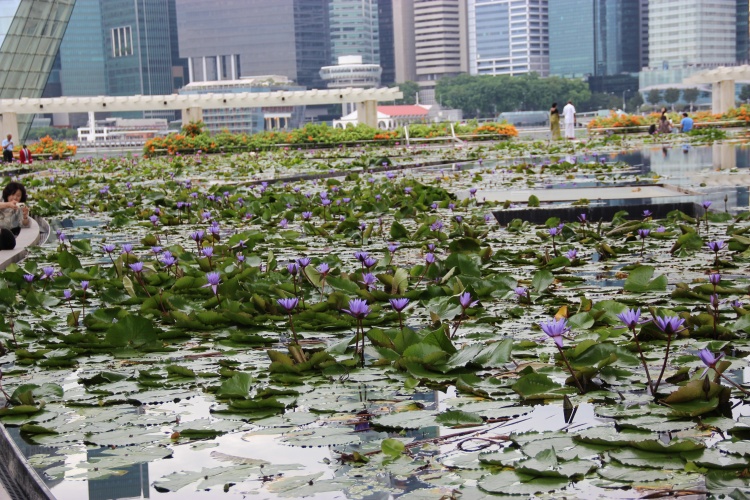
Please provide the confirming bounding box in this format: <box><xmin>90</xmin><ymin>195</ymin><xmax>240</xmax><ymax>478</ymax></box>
<box><xmin>0</xmin><ymin>181</ymin><xmax>31</xmax><ymax>250</ymax></box>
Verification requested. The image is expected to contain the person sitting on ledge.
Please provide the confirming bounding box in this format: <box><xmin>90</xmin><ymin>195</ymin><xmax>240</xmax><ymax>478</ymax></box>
<box><xmin>0</xmin><ymin>181</ymin><xmax>31</xmax><ymax>250</ymax></box>
<box><xmin>680</xmin><ymin>112</ymin><xmax>694</xmax><ymax>133</ymax></box>
<box><xmin>18</xmin><ymin>144</ymin><xmax>33</xmax><ymax>164</ymax></box>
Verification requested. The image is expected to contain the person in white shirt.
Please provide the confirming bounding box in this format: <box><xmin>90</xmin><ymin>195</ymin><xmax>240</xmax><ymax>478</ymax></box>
<box><xmin>2</xmin><ymin>134</ymin><xmax>14</xmax><ymax>162</ymax></box>
<box><xmin>562</xmin><ymin>101</ymin><xmax>576</xmax><ymax>140</ymax></box>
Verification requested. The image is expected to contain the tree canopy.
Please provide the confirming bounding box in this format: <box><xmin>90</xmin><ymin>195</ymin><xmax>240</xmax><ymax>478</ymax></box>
<box><xmin>434</xmin><ymin>73</ymin><xmax>591</xmax><ymax>118</ymax></box>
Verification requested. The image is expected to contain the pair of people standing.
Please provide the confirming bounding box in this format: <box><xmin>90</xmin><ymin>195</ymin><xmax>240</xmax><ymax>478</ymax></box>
<box><xmin>1</xmin><ymin>134</ymin><xmax>32</xmax><ymax>163</ymax></box>
<box><xmin>550</xmin><ymin>101</ymin><xmax>576</xmax><ymax>140</ymax></box>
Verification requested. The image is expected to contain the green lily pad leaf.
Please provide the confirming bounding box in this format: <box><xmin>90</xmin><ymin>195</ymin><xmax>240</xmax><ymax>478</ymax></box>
<box><xmin>608</xmin><ymin>448</ymin><xmax>685</xmax><ymax>469</ymax></box>
<box><xmin>373</xmin><ymin>410</ymin><xmax>437</xmax><ymax>430</ymax></box>
<box><xmin>25</xmin><ymin>291</ymin><xmax>60</xmax><ymax>309</ymax></box>
<box><xmin>280</xmin><ymin>427</ymin><xmax>362</xmax><ymax>447</ymax></box>
<box><xmin>597</xmin><ymin>464</ymin><xmax>672</xmax><ymax>482</ymax></box>
<box><xmin>390</xmin><ymin>220</ymin><xmax>409</xmax><ymax>240</ymax></box>
<box><xmin>11</xmin><ymin>383</ymin><xmax>63</xmax><ymax>404</ymax></box>
<box><xmin>705</xmin><ymin>470</ymin><xmax>750</xmax><ymax>495</ymax></box>
<box><xmin>326</xmin><ymin>276</ymin><xmax>360</xmax><ymax>294</ymax></box>
<box><xmin>20</xmin><ymin>424</ymin><xmax>58</xmax><ymax>435</ymax></box>
<box><xmin>391</xmin><ymin>267</ymin><xmax>409</xmax><ymax>295</ymax></box>
<box><xmin>512</xmin><ymin>372</ymin><xmax>568</xmax><ymax>400</ymax></box>
<box><xmin>473</xmin><ymin>338</ymin><xmax>513</xmax><ymax>368</ymax></box>
<box><xmin>623</xmin><ymin>266</ymin><xmax>667</xmax><ymax>293</ymax></box>
<box><xmin>479</xmin><ymin>448</ymin><xmax>526</xmax><ymax>466</ymax></box>
<box><xmin>105</xmin><ymin>314</ymin><xmax>160</xmax><ymax>348</ymax></box>
<box><xmin>681</xmin><ymin>449</ymin><xmax>750</xmax><ymax>469</ymax></box>
<box><xmin>531</xmin><ymin>269</ymin><xmax>554</xmax><ymax>293</ymax></box>
<box><xmin>434</xmin><ymin>410</ymin><xmax>483</xmax><ymax>427</ymax></box>
<box><xmin>381</xmin><ymin>437</ymin><xmax>406</xmax><ymax>458</ymax></box>
<box><xmin>574</xmin><ymin>425</ymin><xmax>705</xmax><ymax>453</ymax></box>
<box><xmin>478</xmin><ymin>470</ymin><xmax>569</xmax><ymax>495</ymax></box>
<box><xmin>717</xmin><ymin>440</ymin><xmax>750</xmax><ymax>457</ymax></box>
<box><xmin>616</xmin><ymin>415</ymin><xmax>697</xmax><ymax>433</ymax></box>
<box><xmin>57</xmin><ymin>251</ymin><xmax>82</xmax><ymax>271</ymax></box>
<box><xmin>516</xmin><ymin>449</ymin><xmax>596</xmax><ymax>479</ymax></box>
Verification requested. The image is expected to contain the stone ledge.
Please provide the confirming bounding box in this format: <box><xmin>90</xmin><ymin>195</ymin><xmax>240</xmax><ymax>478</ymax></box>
<box><xmin>0</xmin><ymin>218</ymin><xmax>41</xmax><ymax>271</ymax></box>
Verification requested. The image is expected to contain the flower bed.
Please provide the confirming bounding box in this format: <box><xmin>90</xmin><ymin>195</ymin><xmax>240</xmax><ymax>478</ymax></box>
<box><xmin>28</xmin><ymin>135</ymin><xmax>77</xmax><ymax>159</ymax></box>
<box><xmin>144</xmin><ymin>122</ymin><xmax>518</xmax><ymax>156</ymax></box>
<box><xmin>588</xmin><ymin>106</ymin><xmax>750</xmax><ymax>133</ymax></box>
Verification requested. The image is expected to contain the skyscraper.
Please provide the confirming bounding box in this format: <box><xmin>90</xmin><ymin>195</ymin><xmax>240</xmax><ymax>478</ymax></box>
<box><xmin>649</xmin><ymin>0</ymin><xmax>737</xmax><ymax>69</ymax></box>
<box><xmin>0</xmin><ymin>0</ymin><xmax>77</xmax><ymax>139</ymax></box>
<box><xmin>392</xmin><ymin>0</ymin><xmax>416</xmax><ymax>83</ymax></box>
<box><xmin>176</xmin><ymin>0</ymin><xmax>330</xmax><ymax>89</ymax></box>
<box><xmin>378</xmin><ymin>0</ymin><xmax>396</xmax><ymax>85</ymax></box>
<box><xmin>467</xmin><ymin>0</ymin><xmax>548</xmax><ymax>77</ymax></box>
<box><xmin>329</xmin><ymin>0</ymin><xmax>379</xmax><ymax>64</ymax></box>
<box><xmin>58</xmin><ymin>0</ymin><xmax>107</xmax><ymax>97</ymax></box>
<box><xmin>414</xmin><ymin>0</ymin><xmax>468</xmax><ymax>102</ymax></box>
<box><xmin>549</xmin><ymin>0</ymin><xmax>640</xmax><ymax>78</ymax></box>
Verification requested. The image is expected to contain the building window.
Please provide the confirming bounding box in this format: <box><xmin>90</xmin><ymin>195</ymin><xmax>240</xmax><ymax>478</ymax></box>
<box><xmin>111</xmin><ymin>26</ymin><xmax>134</xmax><ymax>58</ymax></box>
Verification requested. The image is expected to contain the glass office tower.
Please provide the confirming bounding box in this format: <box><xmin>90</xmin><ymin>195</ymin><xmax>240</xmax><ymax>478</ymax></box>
<box><xmin>0</xmin><ymin>0</ymin><xmax>76</xmax><ymax>138</ymax></box>
<box><xmin>549</xmin><ymin>0</ymin><xmax>640</xmax><ymax>78</ymax></box>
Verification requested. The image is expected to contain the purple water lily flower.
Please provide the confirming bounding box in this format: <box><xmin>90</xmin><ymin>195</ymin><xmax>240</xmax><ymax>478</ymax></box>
<box><xmin>297</xmin><ymin>257</ymin><xmax>312</xmax><ymax>268</ymax></box>
<box><xmin>424</xmin><ymin>253</ymin><xmax>436</xmax><ymax>264</ymax></box>
<box><xmin>302</xmin><ymin>211</ymin><xmax>312</xmax><ymax>220</ymax></box>
<box><xmin>709</xmin><ymin>273</ymin><xmax>721</xmax><ymax>285</ymax></box>
<box><xmin>161</xmin><ymin>254</ymin><xmax>177</xmax><ymax>267</ymax></box>
<box><xmin>430</xmin><ymin>221</ymin><xmax>444</xmax><ymax>232</ymax></box>
<box><xmin>514</xmin><ymin>286</ymin><xmax>528</xmax><ymax>297</ymax></box>
<box><xmin>235</xmin><ymin>254</ymin><xmax>245</xmax><ymax>263</ymax></box>
<box><xmin>697</xmin><ymin>348</ymin><xmax>725</xmax><ymax>378</ymax></box>
<box><xmin>617</xmin><ymin>308</ymin><xmax>643</xmax><ymax>329</ymax></box>
<box><xmin>203</xmin><ymin>272</ymin><xmax>221</xmax><ymax>295</ymax></box>
<box><xmin>360</xmin><ymin>272</ymin><xmax>377</xmax><ymax>290</ymax></box>
<box><xmin>363</xmin><ymin>257</ymin><xmax>378</xmax><ymax>269</ymax></box>
<box><xmin>431</xmin><ymin>203</ymin><xmax>438</xmax><ymax>210</ymax></box>
<box><xmin>63</xmin><ymin>289</ymin><xmax>73</xmax><ymax>300</ymax></box>
<box><xmin>287</xmin><ymin>262</ymin><xmax>298</xmax><ymax>276</ymax></box>
<box><xmin>655</xmin><ymin>226</ymin><xmax>666</xmax><ymax>233</ymax></box>
<box><xmin>390</xmin><ymin>298</ymin><xmax>410</xmax><ymax>312</ymax></box>
<box><xmin>23</xmin><ymin>274</ymin><xmax>34</xmax><ymax>283</ymax></box>
<box><xmin>277</xmin><ymin>297</ymin><xmax>299</xmax><ymax>312</ymax></box>
<box><xmin>121</xmin><ymin>244</ymin><xmax>133</xmax><ymax>254</ymax></box>
<box><xmin>642</xmin><ymin>210</ymin><xmax>653</xmax><ymax>217</ymax></box>
<box><xmin>548</xmin><ymin>227</ymin><xmax>559</xmax><ymax>236</ymax></box>
<box><xmin>707</xmin><ymin>240</ymin><xmax>726</xmax><ymax>252</ymax></box>
<box><xmin>190</xmin><ymin>230</ymin><xmax>204</xmax><ymax>242</ymax></box>
<box><xmin>654</xmin><ymin>315</ymin><xmax>686</xmax><ymax>335</ymax></box>
<box><xmin>80</xmin><ymin>281</ymin><xmax>89</xmax><ymax>291</ymax></box>
<box><xmin>637</xmin><ymin>228</ymin><xmax>650</xmax><ymax>239</ymax></box>
<box><xmin>151</xmin><ymin>246</ymin><xmax>163</xmax><ymax>254</ymax></box>
<box><xmin>343</xmin><ymin>298</ymin><xmax>371</xmax><ymax>319</ymax></box>
<box><xmin>129</xmin><ymin>262</ymin><xmax>144</xmax><ymax>273</ymax></box>
<box><xmin>279</xmin><ymin>218</ymin><xmax>289</xmax><ymax>229</ymax></box>
<box><xmin>469</xmin><ymin>188</ymin><xmax>477</xmax><ymax>197</ymax></box>
<box><xmin>578</xmin><ymin>214</ymin><xmax>587</xmax><ymax>223</ymax></box>
<box><xmin>459</xmin><ymin>292</ymin><xmax>478</xmax><ymax>309</ymax></box>
<box><xmin>102</xmin><ymin>244</ymin><xmax>116</xmax><ymax>254</ymax></box>
<box><xmin>702</xmin><ymin>201</ymin><xmax>712</xmax><ymax>210</ymax></box>
<box><xmin>354</xmin><ymin>251</ymin><xmax>369</xmax><ymax>262</ymax></box>
<box><xmin>202</xmin><ymin>247</ymin><xmax>214</xmax><ymax>258</ymax></box>
<box><xmin>484</xmin><ymin>214</ymin><xmax>492</xmax><ymax>222</ymax></box>
<box><xmin>388</xmin><ymin>242</ymin><xmax>399</xmax><ymax>253</ymax></box>
<box><xmin>317</xmin><ymin>262</ymin><xmax>330</xmax><ymax>275</ymax></box>
<box><xmin>566</xmin><ymin>249</ymin><xmax>577</xmax><ymax>260</ymax></box>
<box><xmin>540</xmin><ymin>317</ymin><xmax>570</xmax><ymax>348</ymax></box>
<box><xmin>42</xmin><ymin>267</ymin><xmax>55</xmax><ymax>279</ymax></box>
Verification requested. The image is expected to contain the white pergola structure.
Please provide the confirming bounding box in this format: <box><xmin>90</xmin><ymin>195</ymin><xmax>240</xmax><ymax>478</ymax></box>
<box><xmin>0</xmin><ymin>87</ymin><xmax>403</xmax><ymax>140</ymax></box>
<box><xmin>683</xmin><ymin>66</ymin><xmax>750</xmax><ymax>113</ymax></box>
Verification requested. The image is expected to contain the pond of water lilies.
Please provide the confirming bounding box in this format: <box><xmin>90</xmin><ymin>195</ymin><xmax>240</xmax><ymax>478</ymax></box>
<box><xmin>1</xmin><ymin>136</ymin><xmax>750</xmax><ymax>499</ymax></box>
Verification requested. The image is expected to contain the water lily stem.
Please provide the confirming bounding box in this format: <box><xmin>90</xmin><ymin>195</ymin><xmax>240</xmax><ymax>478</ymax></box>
<box><xmin>720</xmin><ymin>373</ymin><xmax>750</xmax><ymax>395</ymax></box>
<box><xmin>630</xmin><ymin>326</ymin><xmax>654</xmax><ymax>394</ymax></box>
<box><xmin>557</xmin><ymin>345</ymin><xmax>585</xmax><ymax>394</ymax></box>
<box><xmin>653</xmin><ymin>331</ymin><xmax>673</xmax><ymax>395</ymax></box>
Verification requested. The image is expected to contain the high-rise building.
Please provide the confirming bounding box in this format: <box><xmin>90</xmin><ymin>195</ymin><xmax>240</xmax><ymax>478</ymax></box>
<box><xmin>176</xmin><ymin>0</ymin><xmax>330</xmax><ymax>90</ymax></box>
<box><xmin>737</xmin><ymin>0</ymin><xmax>749</xmax><ymax>63</ymax></box>
<box><xmin>639</xmin><ymin>0</ymin><xmax>649</xmax><ymax>69</ymax></box>
<box><xmin>414</xmin><ymin>0</ymin><xmax>468</xmax><ymax>102</ymax></box>
<box><xmin>649</xmin><ymin>0</ymin><xmax>737</xmax><ymax>70</ymax></box>
<box><xmin>329</xmin><ymin>0</ymin><xmax>379</xmax><ymax>64</ymax></box>
<box><xmin>101</xmin><ymin>0</ymin><xmax>174</xmax><ymax>99</ymax></box>
<box><xmin>640</xmin><ymin>0</ymin><xmax>740</xmax><ymax>94</ymax></box>
<box><xmin>392</xmin><ymin>0</ymin><xmax>416</xmax><ymax>83</ymax></box>
<box><xmin>378</xmin><ymin>0</ymin><xmax>396</xmax><ymax>85</ymax></box>
<box><xmin>0</xmin><ymin>0</ymin><xmax>76</xmax><ymax>139</ymax></box>
<box><xmin>468</xmin><ymin>0</ymin><xmax>548</xmax><ymax>77</ymax></box>
<box><xmin>549</xmin><ymin>0</ymin><xmax>640</xmax><ymax>78</ymax></box>
<box><xmin>58</xmin><ymin>0</ymin><xmax>107</xmax><ymax>97</ymax></box>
